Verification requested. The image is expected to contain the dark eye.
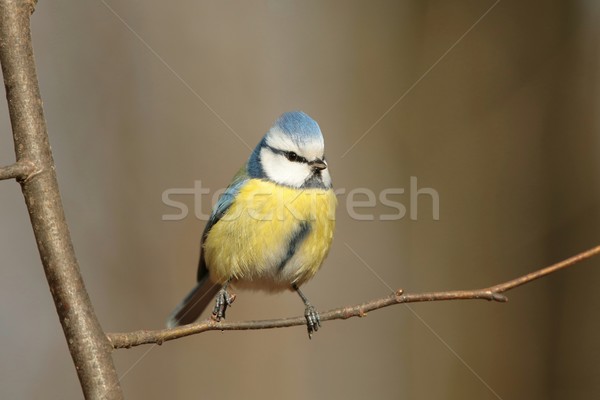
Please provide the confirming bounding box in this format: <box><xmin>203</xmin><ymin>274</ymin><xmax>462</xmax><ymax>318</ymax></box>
<box><xmin>285</xmin><ymin>151</ymin><xmax>300</xmax><ymax>162</ymax></box>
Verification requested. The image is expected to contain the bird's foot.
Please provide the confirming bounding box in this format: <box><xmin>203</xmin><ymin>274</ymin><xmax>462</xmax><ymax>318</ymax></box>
<box><xmin>304</xmin><ymin>304</ymin><xmax>321</xmax><ymax>339</ymax></box>
<box><xmin>211</xmin><ymin>287</ymin><xmax>236</xmax><ymax>321</ymax></box>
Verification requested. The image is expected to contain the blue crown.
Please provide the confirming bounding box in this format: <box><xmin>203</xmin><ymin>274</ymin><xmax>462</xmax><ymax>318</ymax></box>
<box><xmin>273</xmin><ymin>111</ymin><xmax>322</xmax><ymax>144</ymax></box>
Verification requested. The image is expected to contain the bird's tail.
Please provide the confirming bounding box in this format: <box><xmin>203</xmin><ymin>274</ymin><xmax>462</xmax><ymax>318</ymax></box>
<box><xmin>166</xmin><ymin>278</ymin><xmax>222</xmax><ymax>328</ymax></box>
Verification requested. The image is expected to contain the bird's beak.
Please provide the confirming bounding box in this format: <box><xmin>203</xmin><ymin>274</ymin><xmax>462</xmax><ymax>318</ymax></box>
<box><xmin>309</xmin><ymin>159</ymin><xmax>327</xmax><ymax>171</ymax></box>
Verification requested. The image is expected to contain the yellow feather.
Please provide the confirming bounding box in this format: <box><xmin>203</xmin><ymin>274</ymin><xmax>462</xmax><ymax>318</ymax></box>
<box><xmin>203</xmin><ymin>179</ymin><xmax>336</xmax><ymax>290</ymax></box>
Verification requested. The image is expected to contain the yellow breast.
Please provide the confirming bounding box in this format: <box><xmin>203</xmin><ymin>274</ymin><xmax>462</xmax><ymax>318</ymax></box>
<box><xmin>203</xmin><ymin>179</ymin><xmax>336</xmax><ymax>290</ymax></box>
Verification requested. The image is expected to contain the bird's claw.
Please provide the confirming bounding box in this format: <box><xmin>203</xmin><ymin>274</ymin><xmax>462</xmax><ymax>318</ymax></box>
<box><xmin>211</xmin><ymin>288</ymin><xmax>236</xmax><ymax>321</ymax></box>
<box><xmin>304</xmin><ymin>305</ymin><xmax>321</xmax><ymax>339</ymax></box>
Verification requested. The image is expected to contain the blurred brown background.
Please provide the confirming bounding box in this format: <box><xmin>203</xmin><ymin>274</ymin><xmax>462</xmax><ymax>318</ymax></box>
<box><xmin>1</xmin><ymin>0</ymin><xmax>599</xmax><ymax>399</ymax></box>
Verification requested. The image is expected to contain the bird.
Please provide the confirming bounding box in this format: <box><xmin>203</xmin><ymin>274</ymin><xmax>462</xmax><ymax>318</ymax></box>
<box><xmin>166</xmin><ymin>111</ymin><xmax>336</xmax><ymax>338</ymax></box>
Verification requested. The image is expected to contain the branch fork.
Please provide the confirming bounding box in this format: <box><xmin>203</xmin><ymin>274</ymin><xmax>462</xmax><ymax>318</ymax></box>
<box><xmin>0</xmin><ymin>159</ymin><xmax>37</xmax><ymax>181</ymax></box>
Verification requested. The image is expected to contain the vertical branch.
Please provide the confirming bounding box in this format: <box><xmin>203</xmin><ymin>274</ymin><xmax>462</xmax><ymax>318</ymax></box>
<box><xmin>0</xmin><ymin>1</ymin><xmax>123</xmax><ymax>398</ymax></box>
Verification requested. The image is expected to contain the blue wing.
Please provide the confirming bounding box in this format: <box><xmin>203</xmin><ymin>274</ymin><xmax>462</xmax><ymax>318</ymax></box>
<box><xmin>197</xmin><ymin>165</ymin><xmax>249</xmax><ymax>281</ymax></box>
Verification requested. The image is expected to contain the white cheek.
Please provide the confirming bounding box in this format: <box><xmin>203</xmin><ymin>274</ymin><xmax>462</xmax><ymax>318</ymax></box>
<box><xmin>320</xmin><ymin>168</ymin><xmax>332</xmax><ymax>187</ymax></box>
<box><xmin>261</xmin><ymin>149</ymin><xmax>311</xmax><ymax>188</ymax></box>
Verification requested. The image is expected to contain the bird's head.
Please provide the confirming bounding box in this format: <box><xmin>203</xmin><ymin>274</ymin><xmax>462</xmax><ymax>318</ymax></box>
<box><xmin>248</xmin><ymin>111</ymin><xmax>332</xmax><ymax>189</ymax></box>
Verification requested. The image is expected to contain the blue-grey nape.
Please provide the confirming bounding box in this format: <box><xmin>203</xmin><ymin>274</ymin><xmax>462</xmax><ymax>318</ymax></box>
<box><xmin>247</xmin><ymin>137</ymin><xmax>266</xmax><ymax>179</ymax></box>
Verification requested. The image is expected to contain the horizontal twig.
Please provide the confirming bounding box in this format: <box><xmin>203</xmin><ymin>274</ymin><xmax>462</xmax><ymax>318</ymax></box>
<box><xmin>107</xmin><ymin>244</ymin><xmax>600</xmax><ymax>349</ymax></box>
<box><xmin>0</xmin><ymin>160</ymin><xmax>35</xmax><ymax>181</ymax></box>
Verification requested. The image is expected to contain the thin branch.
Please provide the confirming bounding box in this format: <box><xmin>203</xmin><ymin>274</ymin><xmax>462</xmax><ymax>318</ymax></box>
<box><xmin>108</xmin><ymin>244</ymin><xmax>600</xmax><ymax>349</ymax></box>
<box><xmin>0</xmin><ymin>1</ymin><xmax>122</xmax><ymax>398</ymax></box>
<box><xmin>0</xmin><ymin>159</ymin><xmax>35</xmax><ymax>181</ymax></box>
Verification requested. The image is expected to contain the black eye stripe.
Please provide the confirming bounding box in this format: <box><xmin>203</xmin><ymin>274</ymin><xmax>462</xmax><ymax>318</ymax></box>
<box><xmin>285</xmin><ymin>151</ymin><xmax>308</xmax><ymax>163</ymax></box>
<box><xmin>266</xmin><ymin>145</ymin><xmax>308</xmax><ymax>164</ymax></box>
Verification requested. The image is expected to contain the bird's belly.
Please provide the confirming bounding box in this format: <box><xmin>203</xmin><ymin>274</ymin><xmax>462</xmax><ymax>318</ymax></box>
<box><xmin>203</xmin><ymin>179</ymin><xmax>336</xmax><ymax>290</ymax></box>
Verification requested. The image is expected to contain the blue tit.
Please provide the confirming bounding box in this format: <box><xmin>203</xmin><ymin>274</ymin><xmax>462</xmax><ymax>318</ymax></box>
<box><xmin>166</xmin><ymin>111</ymin><xmax>336</xmax><ymax>337</ymax></box>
